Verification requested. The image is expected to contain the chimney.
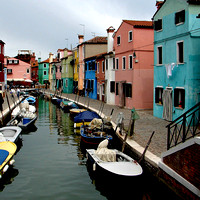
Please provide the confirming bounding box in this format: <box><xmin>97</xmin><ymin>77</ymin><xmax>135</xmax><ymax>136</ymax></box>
<box><xmin>78</xmin><ymin>35</ymin><xmax>84</xmax><ymax>44</ymax></box>
<box><xmin>49</xmin><ymin>52</ymin><xmax>53</xmax><ymax>63</ymax></box>
<box><xmin>106</xmin><ymin>26</ymin><xmax>115</xmax><ymax>53</ymax></box>
<box><xmin>156</xmin><ymin>1</ymin><xmax>164</xmax><ymax>10</ymax></box>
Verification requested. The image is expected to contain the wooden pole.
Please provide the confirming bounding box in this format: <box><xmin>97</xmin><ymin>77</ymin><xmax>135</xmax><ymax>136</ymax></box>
<box><xmin>138</xmin><ymin>131</ymin><xmax>155</xmax><ymax>163</ymax></box>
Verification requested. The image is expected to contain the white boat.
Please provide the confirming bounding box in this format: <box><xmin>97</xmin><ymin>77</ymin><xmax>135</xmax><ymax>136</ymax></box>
<box><xmin>86</xmin><ymin>139</ymin><xmax>143</xmax><ymax>177</ymax></box>
<box><xmin>0</xmin><ymin>126</ymin><xmax>22</xmax><ymax>143</ymax></box>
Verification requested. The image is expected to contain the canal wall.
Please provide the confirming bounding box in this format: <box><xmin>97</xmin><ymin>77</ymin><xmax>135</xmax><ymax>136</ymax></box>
<box><xmin>43</xmin><ymin>90</ymin><xmax>200</xmax><ymax>199</ymax></box>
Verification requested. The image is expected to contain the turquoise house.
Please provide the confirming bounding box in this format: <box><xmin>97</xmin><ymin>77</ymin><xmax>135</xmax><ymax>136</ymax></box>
<box><xmin>38</xmin><ymin>58</ymin><xmax>50</xmax><ymax>86</ymax></box>
<box><xmin>61</xmin><ymin>52</ymin><xmax>74</xmax><ymax>94</ymax></box>
<box><xmin>153</xmin><ymin>0</ymin><xmax>200</xmax><ymax>121</ymax></box>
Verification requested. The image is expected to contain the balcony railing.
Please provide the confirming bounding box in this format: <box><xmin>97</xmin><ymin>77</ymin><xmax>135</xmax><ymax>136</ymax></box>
<box><xmin>166</xmin><ymin>102</ymin><xmax>200</xmax><ymax>150</ymax></box>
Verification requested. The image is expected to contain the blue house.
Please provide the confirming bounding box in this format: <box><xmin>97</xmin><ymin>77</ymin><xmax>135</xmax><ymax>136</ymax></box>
<box><xmin>84</xmin><ymin>57</ymin><xmax>97</xmax><ymax>99</ymax></box>
<box><xmin>153</xmin><ymin>0</ymin><xmax>200</xmax><ymax>121</ymax></box>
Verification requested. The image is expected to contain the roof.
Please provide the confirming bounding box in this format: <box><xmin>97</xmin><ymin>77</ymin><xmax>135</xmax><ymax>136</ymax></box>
<box><xmin>123</xmin><ymin>20</ymin><xmax>153</xmax><ymax>28</ymax></box>
<box><xmin>40</xmin><ymin>58</ymin><xmax>50</xmax><ymax>63</ymax></box>
<box><xmin>0</xmin><ymin>40</ymin><xmax>5</xmax><ymax>44</ymax></box>
<box><xmin>83</xmin><ymin>36</ymin><xmax>107</xmax><ymax>44</ymax></box>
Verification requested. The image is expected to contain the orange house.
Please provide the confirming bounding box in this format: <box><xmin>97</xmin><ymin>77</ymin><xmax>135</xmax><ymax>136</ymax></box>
<box><xmin>113</xmin><ymin>20</ymin><xmax>154</xmax><ymax>109</ymax></box>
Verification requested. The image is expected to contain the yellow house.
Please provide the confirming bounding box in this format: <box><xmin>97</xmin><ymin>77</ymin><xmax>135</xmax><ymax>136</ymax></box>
<box><xmin>73</xmin><ymin>47</ymin><xmax>79</xmax><ymax>93</ymax></box>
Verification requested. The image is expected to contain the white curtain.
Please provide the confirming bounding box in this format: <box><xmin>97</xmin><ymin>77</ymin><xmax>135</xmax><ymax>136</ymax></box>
<box><xmin>162</xmin><ymin>89</ymin><xmax>173</xmax><ymax>121</ymax></box>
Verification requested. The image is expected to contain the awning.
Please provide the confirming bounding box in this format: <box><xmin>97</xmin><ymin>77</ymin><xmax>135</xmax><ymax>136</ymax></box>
<box><xmin>7</xmin><ymin>78</ymin><xmax>24</xmax><ymax>81</ymax></box>
<box><xmin>25</xmin><ymin>79</ymin><xmax>33</xmax><ymax>83</ymax></box>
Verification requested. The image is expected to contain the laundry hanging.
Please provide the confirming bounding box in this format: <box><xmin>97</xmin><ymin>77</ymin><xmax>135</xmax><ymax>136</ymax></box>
<box><xmin>165</xmin><ymin>63</ymin><xmax>178</xmax><ymax>78</ymax></box>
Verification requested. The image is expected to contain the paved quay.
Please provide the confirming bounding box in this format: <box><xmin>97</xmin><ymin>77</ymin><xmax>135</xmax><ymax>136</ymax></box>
<box><xmin>44</xmin><ymin>90</ymin><xmax>170</xmax><ymax>167</ymax></box>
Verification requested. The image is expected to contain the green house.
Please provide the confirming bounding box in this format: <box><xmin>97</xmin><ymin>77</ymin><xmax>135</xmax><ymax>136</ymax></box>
<box><xmin>38</xmin><ymin>58</ymin><xmax>50</xmax><ymax>86</ymax></box>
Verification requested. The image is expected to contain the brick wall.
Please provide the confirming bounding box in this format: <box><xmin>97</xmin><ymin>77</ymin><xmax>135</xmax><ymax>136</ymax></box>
<box><xmin>163</xmin><ymin>143</ymin><xmax>200</xmax><ymax>189</ymax></box>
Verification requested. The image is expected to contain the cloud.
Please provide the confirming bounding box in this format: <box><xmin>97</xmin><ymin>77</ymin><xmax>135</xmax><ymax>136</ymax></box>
<box><xmin>0</xmin><ymin>0</ymin><xmax>157</xmax><ymax>60</ymax></box>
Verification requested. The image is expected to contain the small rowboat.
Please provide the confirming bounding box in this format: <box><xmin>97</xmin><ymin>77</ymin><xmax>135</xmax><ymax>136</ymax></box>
<box><xmin>86</xmin><ymin>140</ymin><xmax>143</xmax><ymax>178</ymax></box>
<box><xmin>69</xmin><ymin>108</ymin><xmax>87</xmax><ymax>118</ymax></box>
<box><xmin>0</xmin><ymin>126</ymin><xmax>22</xmax><ymax>143</ymax></box>
<box><xmin>0</xmin><ymin>141</ymin><xmax>17</xmax><ymax>179</ymax></box>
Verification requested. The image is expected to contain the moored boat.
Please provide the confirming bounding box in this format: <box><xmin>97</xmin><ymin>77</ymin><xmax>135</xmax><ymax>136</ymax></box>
<box><xmin>0</xmin><ymin>141</ymin><xmax>17</xmax><ymax>179</ymax></box>
<box><xmin>86</xmin><ymin>139</ymin><xmax>143</xmax><ymax>179</ymax></box>
<box><xmin>23</xmin><ymin>96</ymin><xmax>36</xmax><ymax>105</ymax></box>
<box><xmin>0</xmin><ymin>126</ymin><xmax>22</xmax><ymax>143</ymax></box>
<box><xmin>69</xmin><ymin>108</ymin><xmax>87</xmax><ymax>118</ymax></box>
<box><xmin>60</xmin><ymin>100</ymin><xmax>78</xmax><ymax>112</ymax></box>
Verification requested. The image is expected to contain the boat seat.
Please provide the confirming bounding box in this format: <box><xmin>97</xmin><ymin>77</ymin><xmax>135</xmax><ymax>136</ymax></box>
<box><xmin>1</xmin><ymin>130</ymin><xmax>16</xmax><ymax>137</ymax></box>
<box><xmin>0</xmin><ymin>149</ymin><xmax>9</xmax><ymax>165</ymax></box>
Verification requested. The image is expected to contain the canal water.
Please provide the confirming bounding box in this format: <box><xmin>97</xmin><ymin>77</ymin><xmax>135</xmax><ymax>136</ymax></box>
<box><xmin>0</xmin><ymin>97</ymin><xmax>180</xmax><ymax>200</ymax></box>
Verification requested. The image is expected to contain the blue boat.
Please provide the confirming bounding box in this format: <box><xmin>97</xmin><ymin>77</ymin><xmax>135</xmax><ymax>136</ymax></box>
<box><xmin>74</xmin><ymin>111</ymin><xmax>101</xmax><ymax>123</ymax></box>
<box><xmin>24</xmin><ymin>96</ymin><xmax>36</xmax><ymax>105</ymax></box>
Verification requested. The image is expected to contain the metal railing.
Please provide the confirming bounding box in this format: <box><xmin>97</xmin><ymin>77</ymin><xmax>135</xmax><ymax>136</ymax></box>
<box><xmin>166</xmin><ymin>102</ymin><xmax>200</xmax><ymax>150</ymax></box>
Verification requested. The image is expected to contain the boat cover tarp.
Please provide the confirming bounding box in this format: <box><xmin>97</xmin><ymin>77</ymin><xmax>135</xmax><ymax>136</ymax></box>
<box><xmin>0</xmin><ymin>149</ymin><xmax>9</xmax><ymax>165</ymax></box>
<box><xmin>74</xmin><ymin>111</ymin><xmax>100</xmax><ymax>123</ymax></box>
<box><xmin>95</xmin><ymin>139</ymin><xmax>116</xmax><ymax>162</ymax></box>
<box><xmin>89</xmin><ymin>118</ymin><xmax>102</xmax><ymax>129</ymax></box>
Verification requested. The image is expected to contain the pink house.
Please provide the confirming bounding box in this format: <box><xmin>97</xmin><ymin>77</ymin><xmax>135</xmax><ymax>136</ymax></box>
<box><xmin>113</xmin><ymin>20</ymin><xmax>154</xmax><ymax>109</ymax></box>
<box><xmin>5</xmin><ymin>57</ymin><xmax>31</xmax><ymax>87</ymax></box>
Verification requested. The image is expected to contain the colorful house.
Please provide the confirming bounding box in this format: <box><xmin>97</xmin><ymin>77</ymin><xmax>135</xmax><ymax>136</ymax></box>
<box><xmin>30</xmin><ymin>54</ymin><xmax>39</xmax><ymax>86</ymax></box>
<box><xmin>84</xmin><ymin>56</ymin><xmax>97</xmax><ymax>99</ymax></box>
<box><xmin>73</xmin><ymin>47</ymin><xmax>79</xmax><ymax>94</ymax></box>
<box><xmin>96</xmin><ymin>52</ymin><xmax>107</xmax><ymax>101</ymax></box>
<box><xmin>113</xmin><ymin>20</ymin><xmax>154</xmax><ymax>109</ymax></box>
<box><xmin>0</xmin><ymin>40</ymin><xmax>5</xmax><ymax>93</ymax></box>
<box><xmin>77</xmin><ymin>35</ymin><xmax>107</xmax><ymax>95</ymax></box>
<box><xmin>61</xmin><ymin>49</ymin><xmax>73</xmax><ymax>93</ymax></box>
<box><xmin>5</xmin><ymin>57</ymin><xmax>31</xmax><ymax>87</ymax></box>
<box><xmin>153</xmin><ymin>0</ymin><xmax>200</xmax><ymax>121</ymax></box>
<box><xmin>105</xmin><ymin>26</ymin><xmax>115</xmax><ymax>105</ymax></box>
<box><xmin>38</xmin><ymin>57</ymin><xmax>50</xmax><ymax>87</ymax></box>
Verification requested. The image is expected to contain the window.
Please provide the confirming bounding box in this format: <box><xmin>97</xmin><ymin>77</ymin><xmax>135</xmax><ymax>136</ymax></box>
<box><xmin>177</xmin><ymin>41</ymin><xmax>184</xmax><ymax>63</ymax></box>
<box><xmin>128</xmin><ymin>31</ymin><xmax>133</xmax><ymax>42</ymax></box>
<box><xmin>102</xmin><ymin>61</ymin><xmax>105</xmax><ymax>73</ymax></box>
<box><xmin>27</xmin><ymin>68</ymin><xmax>30</xmax><ymax>74</ymax></box>
<box><xmin>97</xmin><ymin>62</ymin><xmax>99</xmax><ymax>73</ymax></box>
<box><xmin>44</xmin><ymin>71</ymin><xmax>47</xmax><ymax>75</ymax></box>
<box><xmin>106</xmin><ymin>59</ymin><xmax>108</xmax><ymax>70</ymax></box>
<box><xmin>85</xmin><ymin>63</ymin><xmax>87</xmax><ymax>71</ymax></box>
<box><xmin>97</xmin><ymin>83</ymin><xmax>100</xmax><ymax>94</ymax></box>
<box><xmin>7</xmin><ymin>69</ymin><xmax>12</xmax><ymax>74</ymax></box>
<box><xmin>117</xmin><ymin>36</ymin><xmax>121</xmax><ymax>45</ymax></box>
<box><xmin>175</xmin><ymin>10</ymin><xmax>185</xmax><ymax>25</ymax></box>
<box><xmin>129</xmin><ymin>55</ymin><xmax>133</xmax><ymax>69</ymax></box>
<box><xmin>174</xmin><ymin>88</ymin><xmax>185</xmax><ymax>109</ymax></box>
<box><xmin>157</xmin><ymin>46</ymin><xmax>163</xmax><ymax>65</ymax></box>
<box><xmin>102</xmin><ymin>83</ymin><xmax>105</xmax><ymax>95</ymax></box>
<box><xmin>0</xmin><ymin>63</ymin><xmax>3</xmax><ymax>72</ymax></box>
<box><xmin>91</xmin><ymin>79</ymin><xmax>94</xmax><ymax>91</ymax></box>
<box><xmin>60</xmin><ymin>66</ymin><xmax>62</xmax><ymax>72</ymax></box>
<box><xmin>116</xmin><ymin>82</ymin><xmax>119</xmax><ymax>95</ymax></box>
<box><xmin>65</xmin><ymin>79</ymin><xmax>68</xmax><ymax>87</ymax></box>
<box><xmin>44</xmin><ymin>64</ymin><xmax>46</xmax><ymax>68</ymax></box>
<box><xmin>125</xmin><ymin>83</ymin><xmax>132</xmax><ymax>98</ymax></box>
<box><xmin>122</xmin><ymin>56</ymin><xmax>126</xmax><ymax>70</ymax></box>
<box><xmin>110</xmin><ymin>81</ymin><xmax>115</xmax><ymax>93</ymax></box>
<box><xmin>113</xmin><ymin>58</ymin><xmax>115</xmax><ymax>70</ymax></box>
<box><xmin>155</xmin><ymin>87</ymin><xmax>163</xmax><ymax>104</ymax></box>
<box><xmin>0</xmin><ymin>45</ymin><xmax>1</xmax><ymax>54</ymax></box>
<box><xmin>154</xmin><ymin>19</ymin><xmax>162</xmax><ymax>31</ymax></box>
<box><xmin>116</xmin><ymin>58</ymin><xmax>119</xmax><ymax>70</ymax></box>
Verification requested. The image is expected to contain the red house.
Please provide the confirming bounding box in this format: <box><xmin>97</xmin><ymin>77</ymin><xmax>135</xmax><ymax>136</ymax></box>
<box><xmin>113</xmin><ymin>20</ymin><xmax>154</xmax><ymax>109</ymax></box>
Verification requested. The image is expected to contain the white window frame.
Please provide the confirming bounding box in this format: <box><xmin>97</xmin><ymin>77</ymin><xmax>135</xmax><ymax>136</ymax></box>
<box><xmin>157</xmin><ymin>45</ymin><xmax>163</xmax><ymax>65</ymax></box>
<box><xmin>44</xmin><ymin>70</ymin><xmax>47</xmax><ymax>76</ymax></box>
<box><xmin>27</xmin><ymin>68</ymin><xmax>30</xmax><ymax>74</ymax></box>
<box><xmin>128</xmin><ymin>31</ymin><xmax>133</xmax><ymax>42</ymax></box>
<box><xmin>122</xmin><ymin>56</ymin><xmax>126</xmax><ymax>70</ymax></box>
<box><xmin>129</xmin><ymin>55</ymin><xmax>133</xmax><ymax>69</ymax></box>
<box><xmin>97</xmin><ymin>62</ymin><xmax>99</xmax><ymax>73</ymax></box>
<box><xmin>44</xmin><ymin>63</ymin><xmax>46</xmax><ymax>68</ymax></box>
<box><xmin>102</xmin><ymin>61</ymin><xmax>105</xmax><ymax>73</ymax></box>
<box><xmin>116</xmin><ymin>58</ymin><xmax>119</xmax><ymax>70</ymax></box>
<box><xmin>117</xmin><ymin>35</ymin><xmax>121</xmax><ymax>46</ymax></box>
<box><xmin>177</xmin><ymin>40</ymin><xmax>184</xmax><ymax>64</ymax></box>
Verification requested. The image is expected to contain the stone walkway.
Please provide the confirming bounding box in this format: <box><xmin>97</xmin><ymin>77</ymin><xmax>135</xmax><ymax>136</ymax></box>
<box><xmin>45</xmin><ymin>91</ymin><xmax>170</xmax><ymax>158</ymax></box>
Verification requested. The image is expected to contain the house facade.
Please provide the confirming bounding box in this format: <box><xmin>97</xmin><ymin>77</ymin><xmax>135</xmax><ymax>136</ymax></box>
<box><xmin>61</xmin><ymin>49</ymin><xmax>73</xmax><ymax>93</ymax></box>
<box><xmin>77</xmin><ymin>35</ymin><xmax>107</xmax><ymax>95</ymax></box>
<box><xmin>96</xmin><ymin>53</ymin><xmax>107</xmax><ymax>101</ymax></box>
<box><xmin>113</xmin><ymin>20</ymin><xmax>154</xmax><ymax>109</ymax></box>
<box><xmin>84</xmin><ymin>56</ymin><xmax>97</xmax><ymax>99</ymax></box>
<box><xmin>0</xmin><ymin>40</ymin><xmax>5</xmax><ymax>93</ymax></box>
<box><xmin>73</xmin><ymin>47</ymin><xmax>79</xmax><ymax>93</ymax></box>
<box><xmin>153</xmin><ymin>0</ymin><xmax>200</xmax><ymax>121</ymax></box>
<box><xmin>5</xmin><ymin>57</ymin><xmax>31</xmax><ymax>87</ymax></box>
<box><xmin>105</xmin><ymin>26</ymin><xmax>115</xmax><ymax>105</ymax></box>
<box><xmin>38</xmin><ymin>58</ymin><xmax>50</xmax><ymax>86</ymax></box>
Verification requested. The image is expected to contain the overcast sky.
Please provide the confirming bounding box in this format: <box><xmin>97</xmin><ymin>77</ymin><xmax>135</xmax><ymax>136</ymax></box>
<box><xmin>0</xmin><ymin>0</ymin><xmax>157</xmax><ymax>60</ymax></box>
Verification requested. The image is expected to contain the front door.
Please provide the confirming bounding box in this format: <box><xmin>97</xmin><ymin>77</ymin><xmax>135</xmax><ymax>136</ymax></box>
<box><xmin>119</xmin><ymin>81</ymin><xmax>126</xmax><ymax>108</ymax></box>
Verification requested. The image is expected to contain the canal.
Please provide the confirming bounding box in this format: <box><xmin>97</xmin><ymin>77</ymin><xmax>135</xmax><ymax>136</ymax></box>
<box><xmin>0</xmin><ymin>97</ymin><xmax>180</xmax><ymax>200</ymax></box>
